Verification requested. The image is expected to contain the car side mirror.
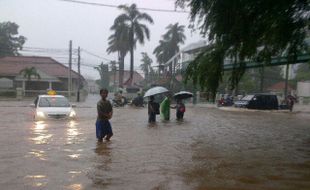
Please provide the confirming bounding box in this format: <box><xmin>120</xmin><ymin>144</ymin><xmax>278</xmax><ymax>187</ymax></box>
<box><xmin>71</xmin><ymin>104</ymin><xmax>76</xmax><ymax>108</ymax></box>
<box><xmin>30</xmin><ymin>103</ymin><xmax>36</xmax><ymax>108</ymax></box>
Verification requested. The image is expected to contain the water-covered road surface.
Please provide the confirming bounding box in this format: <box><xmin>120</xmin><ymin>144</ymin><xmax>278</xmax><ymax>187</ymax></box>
<box><xmin>0</xmin><ymin>95</ymin><xmax>310</xmax><ymax>190</ymax></box>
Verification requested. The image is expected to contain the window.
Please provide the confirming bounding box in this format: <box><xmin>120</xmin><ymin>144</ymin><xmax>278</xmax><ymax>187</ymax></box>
<box><xmin>38</xmin><ymin>97</ymin><xmax>70</xmax><ymax>107</ymax></box>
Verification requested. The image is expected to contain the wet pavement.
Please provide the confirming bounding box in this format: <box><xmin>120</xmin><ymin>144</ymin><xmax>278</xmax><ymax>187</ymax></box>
<box><xmin>0</xmin><ymin>95</ymin><xmax>310</xmax><ymax>190</ymax></box>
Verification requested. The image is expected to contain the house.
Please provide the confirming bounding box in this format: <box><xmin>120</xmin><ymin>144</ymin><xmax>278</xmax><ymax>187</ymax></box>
<box><xmin>109</xmin><ymin>70</ymin><xmax>144</xmax><ymax>88</ymax></box>
<box><xmin>0</xmin><ymin>56</ymin><xmax>84</xmax><ymax>97</ymax></box>
<box><xmin>267</xmin><ymin>82</ymin><xmax>294</xmax><ymax>96</ymax></box>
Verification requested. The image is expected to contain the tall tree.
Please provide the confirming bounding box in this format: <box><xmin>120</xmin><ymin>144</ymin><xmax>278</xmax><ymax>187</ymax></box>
<box><xmin>139</xmin><ymin>52</ymin><xmax>153</xmax><ymax>84</ymax></box>
<box><xmin>153</xmin><ymin>40</ymin><xmax>170</xmax><ymax>73</ymax></box>
<box><xmin>177</xmin><ymin>0</ymin><xmax>309</xmax><ymax>98</ymax></box>
<box><xmin>0</xmin><ymin>22</ymin><xmax>26</xmax><ymax>57</ymax></box>
<box><xmin>114</xmin><ymin>4</ymin><xmax>154</xmax><ymax>84</ymax></box>
<box><xmin>19</xmin><ymin>67</ymin><xmax>41</xmax><ymax>90</ymax></box>
<box><xmin>19</xmin><ymin>67</ymin><xmax>41</xmax><ymax>80</ymax></box>
<box><xmin>94</xmin><ymin>63</ymin><xmax>110</xmax><ymax>89</ymax></box>
<box><xmin>153</xmin><ymin>23</ymin><xmax>186</xmax><ymax>74</ymax></box>
<box><xmin>107</xmin><ymin>22</ymin><xmax>130</xmax><ymax>87</ymax></box>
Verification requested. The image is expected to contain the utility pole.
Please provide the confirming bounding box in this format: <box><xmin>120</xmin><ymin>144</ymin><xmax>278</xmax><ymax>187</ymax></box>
<box><xmin>284</xmin><ymin>63</ymin><xmax>289</xmax><ymax>97</ymax></box>
<box><xmin>68</xmin><ymin>40</ymin><xmax>72</xmax><ymax>99</ymax></box>
<box><xmin>77</xmin><ymin>46</ymin><xmax>81</xmax><ymax>102</ymax></box>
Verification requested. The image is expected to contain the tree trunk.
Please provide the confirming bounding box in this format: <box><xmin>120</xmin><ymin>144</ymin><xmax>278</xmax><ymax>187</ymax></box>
<box><xmin>129</xmin><ymin>26</ymin><xmax>134</xmax><ymax>85</ymax></box>
<box><xmin>119</xmin><ymin>52</ymin><xmax>125</xmax><ymax>88</ymax></box>
<box><xmin>259</xmin><ymin>67</ymin><xmax>265</xmax><ymax>93</ymax></box>
<box><xmin>284</xmin><ymin>63</ymin><xmax>289</xmax><ymax>97</ymax></box>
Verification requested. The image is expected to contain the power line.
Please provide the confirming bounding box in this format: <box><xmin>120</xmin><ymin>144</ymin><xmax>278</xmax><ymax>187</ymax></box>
<box><xmin>58</xmin><ymin>0</ymin><xmax>189</xmax><ymax>13</ymax></box>
<box><xmin>81</xmin><ymin>49</ymin><xmax>113</xmax><ymax>61</ymax></box>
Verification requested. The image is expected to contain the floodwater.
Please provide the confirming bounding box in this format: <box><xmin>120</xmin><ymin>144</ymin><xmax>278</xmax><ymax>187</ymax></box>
<box><xmin>0</xmin><ymin>95</ymin><xmax>310</xmax><ymax>190</ymax></box>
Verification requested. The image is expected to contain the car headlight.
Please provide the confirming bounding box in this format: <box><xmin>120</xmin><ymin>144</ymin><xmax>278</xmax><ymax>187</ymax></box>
<box><xmin>69</xmin><ymin>110</ymin><xmax>76</xmax><ymax>117</ymax></box>
<box><xmin>36</xmin><ymin>111</ymin><xmax>45</xmax><ymax>117</ymax></box>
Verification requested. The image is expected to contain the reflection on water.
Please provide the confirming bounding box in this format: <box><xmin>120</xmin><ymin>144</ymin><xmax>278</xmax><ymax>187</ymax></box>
<box><xmin>66</xmin><ymin>183</ymin><xmax>83</xmax><ymax>190</ymax></box>
<box><xmin>28</xmin><ymin>149</ymin><xmax>46</xmax><ymax>160</ymax></box>
<box><xmin>24</xmin><ymin>175</ymin><xmax>48</xmax><ymax>188</ymax></box>
<box><xmin>30</xmin><ymin>121</ymin><xmax>52</xmax><ymax>145</ymax></box>
<box><xmin>67</xmin><ymin>120</ymin><xmax>81</xmax><ymax>145</ymax></box>
<box><xmin>68</xmin><ymin>154</ymin><xmax>81</xmax><ymax>159</ymax></box>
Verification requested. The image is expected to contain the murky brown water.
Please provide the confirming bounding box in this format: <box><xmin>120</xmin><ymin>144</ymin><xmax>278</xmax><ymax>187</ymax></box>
<box><xmin>0</xmin><ymin>95</ymin><xmax>310</xmax><ymax>190</ymax></box>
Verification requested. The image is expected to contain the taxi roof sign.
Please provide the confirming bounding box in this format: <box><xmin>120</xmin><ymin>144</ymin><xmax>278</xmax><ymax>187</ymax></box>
<box><xmin>47</xmin><ymin>90</ymin><xmax>56</xmax><ymax>95</ymax></box>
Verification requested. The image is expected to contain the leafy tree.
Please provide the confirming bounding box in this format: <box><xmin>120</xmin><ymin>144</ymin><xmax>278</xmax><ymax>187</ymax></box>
<box><xmin>176</xmin><ymin>0</ymin><xmax>309</xmax><ymax>98</ymax></box>
<box><xmin>139</xmin><ymin>52</ymin><xmax>153</xmax><ymax>84</ymax></box>
<box><xmin>295</xmin><ymin>63</ymin><xmax>310</xmax><ymax>81</ymax></box>
<box><xmin>153</xmin><ymin>23</ymin><xmax>186</xmax><ymax>74</ymax></box>
<box><xmin>114</xmin><ymin>4</ymin><xmax>154</xmax><ymax>84</ymax></box>
<box><xmin>94</xmin><ymin>63</ymin><xmax>110</xmax><ymax>89</ymax></box>
<box><xmin>107</xmin><ymin>22</ymin><xmax>130</xmax><ymax>87</ymax></box>
<box><xmin>19</xmin><ymin>67</ymin><xmax>41</xmax><ymax>80</ymax></box>
<box><xmin>19</xmin><ymin>67</ymin><xmax>41</xmax><ymax>90</ymax></box>
<box><xmin>0</xmin><ymin>22</ymin><xmax>26</xmax><ymax>57</ymax></box>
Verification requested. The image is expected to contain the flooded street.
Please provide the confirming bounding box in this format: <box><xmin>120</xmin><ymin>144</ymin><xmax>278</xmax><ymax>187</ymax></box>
<box><xmin>0</xmin><ymin>95</ymin><xmax>310</xmax><ymax>190</ymax></box>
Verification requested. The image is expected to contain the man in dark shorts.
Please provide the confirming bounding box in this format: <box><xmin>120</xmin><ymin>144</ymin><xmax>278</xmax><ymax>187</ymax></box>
<box><xmin>96</xmin><ymin>88</ymin><xmax>113</xmax><ymax>142</ymax></box>
<box><xmin>148</xmin><ymin>96</ymin><xmax>159</xmax><ymax>123</ymax></box>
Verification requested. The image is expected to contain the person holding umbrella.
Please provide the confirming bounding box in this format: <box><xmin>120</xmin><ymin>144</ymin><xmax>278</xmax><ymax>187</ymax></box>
<box><xmin>144</xmin><ymin>86</ymin><xmax>169</xmax><ymax>123</ymax></box>
<box><xmin>173</xmin><ymin>98</ymin><xmax>186</xmax><ymax>120</ymax></box>
<box><xmin>172</xmin><ymin>91</ymin><xmax>193</xmax><ymax>120</ymax></box>
<box><xmin>148</xmin><ymin>96</ymin><xmax>159</xmax><ymax>123</ymax></box>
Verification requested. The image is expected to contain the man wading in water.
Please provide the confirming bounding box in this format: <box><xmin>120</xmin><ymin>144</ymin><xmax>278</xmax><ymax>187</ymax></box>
<box><xmin>96</xmin><ymin>88</ymin><xmax>113</xmax><ymax>142</ymax></box>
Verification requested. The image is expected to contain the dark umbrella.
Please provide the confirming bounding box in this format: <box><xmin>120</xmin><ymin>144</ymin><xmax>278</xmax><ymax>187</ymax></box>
<box><xmin>174</xmin><ymin>91</ymin><xmax>193</xmax><ymax>99</ymax></box>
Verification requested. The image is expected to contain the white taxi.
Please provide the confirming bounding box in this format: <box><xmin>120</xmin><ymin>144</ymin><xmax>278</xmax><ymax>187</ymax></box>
<box><xmin>32</xmin><ymin>94</ymin><xmax>76</xmax><ymax>120</ymax></box>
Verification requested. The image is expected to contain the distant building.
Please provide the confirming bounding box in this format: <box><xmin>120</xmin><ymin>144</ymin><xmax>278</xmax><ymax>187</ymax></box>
<box><xmin>267</xmin><ymin>82</ymin><xmax>294</xmax><ymax>96</ymax></box>
<box><xmin>109</xmin><ymin>70</ymin><xmax>144</xmax><ymax>88</ymax></box>
<box><xmin>0</xmin><ymin>56</ymin><xmax>84</xmax><ymax>96</ymax></box>
<box><xmin>86</xmin><ymin>79</ymin><xmax>100</xmax><ymax>94</ymax></box>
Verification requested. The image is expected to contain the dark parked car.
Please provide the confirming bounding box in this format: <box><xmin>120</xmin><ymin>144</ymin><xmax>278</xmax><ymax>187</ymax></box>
<box><xmin>234</xmin><ymin>94</ymin><xmax>279</xmax><ymax>110</ymax></box>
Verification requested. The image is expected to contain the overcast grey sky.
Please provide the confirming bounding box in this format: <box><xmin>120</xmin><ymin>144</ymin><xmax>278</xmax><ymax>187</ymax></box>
<box><xmin>0</xmin><ymin>0</ymin><xmax>202</xmax><ymax>79</ymax></box>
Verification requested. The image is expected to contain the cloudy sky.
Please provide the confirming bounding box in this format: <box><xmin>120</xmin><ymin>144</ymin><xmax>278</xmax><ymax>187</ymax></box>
<box><xmin>0</xmin><ymin>0</ymin><xmax>203</xmax><ymax>79</ymax></box>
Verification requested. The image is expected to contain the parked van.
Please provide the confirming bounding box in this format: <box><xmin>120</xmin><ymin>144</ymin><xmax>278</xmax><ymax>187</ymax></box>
<box><xmin>234</xmin><ymin>94</ymin><xmax>279</xmax><ymax>110</ymax></box>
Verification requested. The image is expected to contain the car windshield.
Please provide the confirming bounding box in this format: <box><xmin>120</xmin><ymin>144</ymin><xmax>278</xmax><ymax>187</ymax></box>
<box><xmin>241</xmin><ymin>95</ymin><xmax>254</xmax><ymax>101</ymax></box>
<box><xmin>38</xmin><ymin>97</ymin><xmax>70</xmax><ymax>107</ymax></box>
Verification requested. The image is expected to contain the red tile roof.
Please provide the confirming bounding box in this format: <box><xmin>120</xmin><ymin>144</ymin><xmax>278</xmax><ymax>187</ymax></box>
<box><xmin>0</xmin><ymin>56</ymin><xmax>82</xmax><ymax>79</ymax></box>
<box><xmin>109</xmin><ymin>70</ymin><xmax>144</xmax><ymax>86</ymax></box>
<box><xmin>267</xmin><ymin>82</ymin><xmax>294</xmax><ymax>91</ymax></box>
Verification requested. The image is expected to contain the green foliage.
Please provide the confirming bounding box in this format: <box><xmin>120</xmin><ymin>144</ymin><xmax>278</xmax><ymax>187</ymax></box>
<box><xmin>114</xmin><ymin>4</ymin><xmax>154</xmax><ymax>82</ymax></box>
<box><xmin>153</xmin><ymin>23</ymin><xmax>186</xmax><ymax>72</ymax></box>
<box><xmin>0</xmin><ymin>90</ymin><xmax>16</xmax><ymax>97</ymax></box>
<box><xmin>185</xmin><ymin>43</ymin><xmax>224</xmax><ymax>98</ymax></box>
<box><xmin>177</xmin><ymin>0</ymin><xmax>309</xmax><ymax>95</ymax></box>
<box><xmin>295</xmin><ymin>63</ymin><xmax>310</xmax><ymax>81</ymax></box>
<box><xmin>0</xmin><ymin>22</ymin><xmax>26</xmax><ymax>57</ymax></box>
<box><xmin>139</xmin><ymin>52</ymin><xmax>153</xmax><ymax>84</ymax></box>
<box><xmin>107</xmin><ymin>21</ymin><xmax>130</xmax><ymax>87</ymax></box>
<box><xmin>19</xmin><ymin>67</ymin><xmax>41</xmax><ymax>80</ymax></box>
<box><xmin>94</xmin><ymin>63</ymin><xmax>110</xmax><ymax>89</ymax></box>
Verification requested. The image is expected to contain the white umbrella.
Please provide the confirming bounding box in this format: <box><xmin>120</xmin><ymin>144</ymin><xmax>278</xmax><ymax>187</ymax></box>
<box><xmin>143</xmin><ymin>86</ymin><xmax>169</xmax><ymax>98</ymax></box>
<box><xmin>174</xmin><ymin>91</ymin><xmax>193</xmax><ymax>99</ymax></box>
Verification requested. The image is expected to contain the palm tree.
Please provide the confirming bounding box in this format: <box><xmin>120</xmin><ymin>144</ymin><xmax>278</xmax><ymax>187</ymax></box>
<box><xmin>19</xmin><ymin>67</ymin><xmax>41</xmax><ymax>92</ymax></box>
<box><xmin>153</xmin><ymin>40</ymin><xmax>171</xmax><ymax>74</ymax></box>
<box><xmin>19</xmin><ymin>67</ymin><xmax>41</xmax><ymax>80</ymax></box>
<box><xmin>139</xmin><ymin>52</ymin><xmax>153</xmax><ymax>84</ymax></box>
<box><xmin>107</xmin><ymin>22</ymin><xmax>130</xmax><ymax>87</ymax></box>
<box><xmin>114</xmin><ymin>4</ymin><xmax>154</xmax><ymax>84</ymax></box>
<box><xmin>153</xmin><ymin>23</ymin><xmax>186</xmax><ymax>74</ymax></box>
